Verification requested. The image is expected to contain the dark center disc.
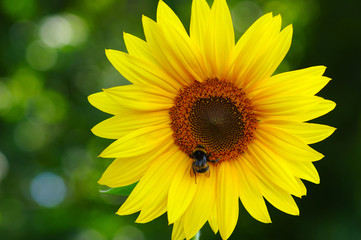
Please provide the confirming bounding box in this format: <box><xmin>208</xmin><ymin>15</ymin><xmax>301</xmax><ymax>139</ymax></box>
<box><xmin>169</xmin><ymin>79</ymin><xmax>257</xmax><ymax>162</ymax></box>
<box><xmin>189</xmin><ymin>97</ymin><xmax>244</xmax><ymax>153</ymax></box>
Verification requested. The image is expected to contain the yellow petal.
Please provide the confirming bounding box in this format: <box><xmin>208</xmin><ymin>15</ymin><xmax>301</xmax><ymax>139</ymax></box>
<box><xmin>142</xmin><ymin>2</ymin><xmax>207</xmax><ymax>84</ymax></box>
<box><xmin>233</xmin><ymin>158</ymin><xmax>271</xmax><ymax>223</ymax></box>
<box><xmin>251</xmin><ymin>136</ymin><xmax>319</xmax><ymax>192</ymax></box>
<box><xmin>249</xmin><ymin>66</ymin><xmax>330</xmax><ymax>99</ymax></box>
<box><xmin>255</xmin><ymin>125</ymin><xmax>324</xmax><ymax>162</ymax></box>
<box><xmin>242</xmin><ymin>152</ymin><xmax>300</xmax><ymax>215</ymax></box>
<box><xmin>88</xmin><ymin>92</ymin><xmax>123</xmax><ymax>115</ymax></box>
<box><xmin>92</xmin><ymin>110</ymin><xmax>169</xmax><ymax>139</ymax></box>
<box><xmin>229</xmin><ymin>14</ymin><xmax>291</xmax><ymax>91</ymax></box>
<box><xmin>167</xmin><ymin>156</ymin><xmax>198</xmax><ymax>224</ymax></box>
<box><xmin>123</xmin><ymin>32</ymin><xmax>156</xmax><ymax>63</ymax></box>
<box><xmin>103</xmin><ymin>85</ymin><xmax>173</xmax><ymax>111</ymax></box>
<box><xmin>207</xmin><ymin>204</ymin><xmax>219</xmax><ymax>234</ymax></box>
<box><xmin>172</xmin><ymin>218</ymin><xmax>186</xmax><ymax>240</ymax></box>
<box><xmin>204</xmin><ymin>0</ymin><xmax>235</xmax><ymax>79</ymax></box>
<box><xmin>294</xmin><ymin>178</ymin><xmax>307</xmax><ymax>197</ymax></box>
<box><xmin>98</xmin><ymin>140</ymin><xmax>174</xmax><ymax>188</ymax></box>
<box><xmin>253</xmin><ymin>95</ymin><xmax>335</xmax><ymax>122</ymax></box>
<box><xmin>136</xmin><ymin>150</ymin><xmax>185</xmax><ymax>223</ymax></box>
<box><xmin>258</xmin><ymin>178</ymin><xmax>300</xmax><ymax>216</ymax></box>
<box><xmin>247</xmin><ymin>140</ymin><xmax>304</xmax><ymax>198</ymax></box>
<box><xmin>158</xmin><ymin>13</ymin><xmax>207</xmax><ymax>82</ymax></box>
<box><xmin>303</xmin><ymin>98</ymin><xmax>336</xmax><ymax>122</ymax></box>
<box><xmin>190</xmin><ymin>0</ymin><xmax>211</xmax><ymax>54</ymax></box>
<box><xmin>156</xmin><ymin>0</ymin><xmax>186</xmax><ymax>34</ymax></box>
<box><xmin>183</xmin><ymin>165</ymin><xmax>216</xmax><ymax>239</ymax></box>
<box><xmin>106</xmin><ymin>49</ymin><xmax>180</xmax><ymax>94</ymax></box>
<box><xmin>290</xmin><ymin>161</ymin><xmax>320</xmax><ymax>184</ymax></box>
<box><xmin>243</xmin><ymin>24</ymin><xmax>293</xmax><ymax>92</ymax></box>
<box><xmin>99</xmin><ymin>125</ymin><xmax>172</xmax><ymax>158</ymax></box>
<box><xmin>117</xmin><ymin>145</ymin><xmax>179</xmax><ymax>215</ymax></box>
<box><xmin>217</xmin><ymin>161</ymin><xmax>239</xmax><ymax>240</ymax></box>
<box><xmin>262</xmin><ymin>120</ymin><xmax>336</xmax><ymax>144</ymax></box>
<box><xmin>142</xmin><ymin>16</ymin><xmax>195</xmax><ymax>87</ymax></box>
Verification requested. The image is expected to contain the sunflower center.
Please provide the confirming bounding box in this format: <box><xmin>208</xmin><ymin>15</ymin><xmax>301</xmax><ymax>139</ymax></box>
<box><xmin>169</xmin><ymin>79</ymin><xmax>257</xmax><ymax>162</ymax></box>
<box><xmin>189</xmin><ymin>97</ymin><xmax>243</xmax><ymax>153</ymax></box>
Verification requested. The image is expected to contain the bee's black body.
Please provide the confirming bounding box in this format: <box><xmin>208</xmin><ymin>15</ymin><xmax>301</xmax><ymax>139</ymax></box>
<box><xmin>189</xmin><ymin>145</ymin><xmax>218</xmax><ymax>182</ymax></box>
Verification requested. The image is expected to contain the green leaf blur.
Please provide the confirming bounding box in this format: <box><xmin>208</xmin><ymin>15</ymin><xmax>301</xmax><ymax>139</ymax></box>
<box><xmin>101</xmin><ymin>182</ymin><xmax>138</xmax><ymax>196</ymax></box>
<box><xmin>0</xmin><ymin>0</ymin><xmax>360</xmax><ymax>239</ymax></box>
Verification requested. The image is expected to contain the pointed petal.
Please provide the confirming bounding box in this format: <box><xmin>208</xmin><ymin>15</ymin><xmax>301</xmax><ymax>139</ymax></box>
<box><xmin>247</xmin><ymin>140</ymin><xmax>305</xmax><ymax>198</ymax></box>
<box><xmin>295</xmin><ymin>161</ymin><xmax>320</xmax><ymax>184</ymax></box>
<box><xmin>294</xmin><ymin>178</ymin><xmax>307</xmax><ymax>197</ymax></box>
<box><xmin>204</xmin><ymin>0</ymin><xmax>235</xmax><ymax>79</ymax></box>
<box><xmin>229</xmin><ymin>14</ymin><xmax>292</xmax><ymax>91</ymax></box>
<box><xmin>255</xmin><ymin>125</ymin><xmax>324</xmax><ymax>162</ymax></box>
<box><xmin>242</xmin><ymin>151</ymin><xmax>300</xmax><ymax>215</ymax></box>
<box><xmin>255</xmin><ymin>126</ymin><xmax>321</xmax><ymax>184</ymax></box>
<box><xmin>136</xmin><ymin>151</ymin><xmax>186</xmax><ymax>223</ymax></box>
<box><xmin>183</xmin><ymin>165</ymin><xmax>216</xmax><ymax>239</ymax></box>
<box><xmin>142</xmin><ymin>15</ymin><xmax>202</xmax><ymax>86</ymax></box>
<box><xmin>103</xmin><ymin>85</ymin><xmax>173</xmax><ymax>111</ymax></box>
<box><xmin>249</xmin><ymin>66</ymin><xmax>330</xmax><ymax>99</ymax></box>
<box><xmin>253</xmin><ymin>95</ymin><xmax>335</xmax><ymax>122</ymax></box>
<box><xmin>217</xmin><ymin>161</ymin><xmax>239</xmax><ymax>240</ymax></box>
<box><xmin>244</xmin><ymin>24</ymin><xmax>293</xmax><ymax>92</ymax></box>
<box><xmin>259</xmin><ymin>179</ymin><xmax>300</xmax><ymax>216</ymax></box>
<box><xmin>190</xmin><ymin>0</ymin><xmax>211</xmax><ymax>52</ymax></box>
<box><xmin>123</xmin><ymin>32</ymin><xmax>156</xmax><ymax>63</ymax></box>
<box><xmin>106</xmin><ymin>49</ymin><xmax>180</xmax><ymax>94</ymax></box>
<box><xmin>117</xmin><ymin>145</ymin><xmax>179</xmax><ymax>215</ymax></box>
<box><xmin>172</xmin><ymin>218</ymin><xmax>186</xmax><ymax>240</ymax></box>
<box><xmin>262</xmin><ymin>120</ymin><xmax>336</xmax><ymax>144</ymax></box>
<box><xmin>208</xmin><ymin>204</ymin><xmax>219</xmax><ymax>234</ymax></box>
<box><xmin>88</xmin><ymin>92</ymin><xmax>123</xmax><ymax>115</ymax></box>
<box><xmin>141</xmin><ymin>1</ymin><xmax>207</xmax><ymax>83</ymax></box>
<box><xmin>156</xmin><ymin>0</ymin><xmax>186</xmax><ymax>33</ymax></box>
<box><xmin>167</xmin><ymin>156</ymin><xmax>198</xmax><ymax>224</ymax></box>
<box><xmin>303</xmin><ymin>98</ymin><xmax>336</xmax><ymax>122</ymax></box>
<box><xmin>99</xmin><ymin>125</ymin><xmax>172</xmax><ymax>158</ymax></box>
<box><xmin>98</xmin><ymin>140</ymin><xmax>174</xmax><ymax>187</ymax></box>
<box><xmin>234</xmin><ymin>158</ymin><xmax>271</xmax><ymax>223</ymax></box>
<box><xmin>92</xmin><ymin>110</ymin><xmax>169</xmax><ymax>139</ymax></box>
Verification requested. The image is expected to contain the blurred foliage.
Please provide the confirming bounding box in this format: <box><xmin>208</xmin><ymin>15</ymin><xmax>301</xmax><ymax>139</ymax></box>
<box><xmin>0</xmin><ymin>0</ymin><xmax>360</xmax><ymax>239</ymax></box>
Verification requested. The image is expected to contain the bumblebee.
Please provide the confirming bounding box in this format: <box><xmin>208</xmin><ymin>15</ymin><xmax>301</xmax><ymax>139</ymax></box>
<box><xmin>190</xmin><ymin>145</ymin><xmax>219</xmax><ymax>182</ymax></box>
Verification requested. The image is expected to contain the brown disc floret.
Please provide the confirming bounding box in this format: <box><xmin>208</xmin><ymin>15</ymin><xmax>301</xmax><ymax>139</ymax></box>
<box><xmin>169</xmin><ymin>79</ymin><xmax>257</xmax><ymax>162</ymax></box>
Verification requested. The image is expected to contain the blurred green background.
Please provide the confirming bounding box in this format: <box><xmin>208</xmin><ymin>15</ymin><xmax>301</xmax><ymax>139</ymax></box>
<box><xmin>0</xmin><ymin>0</ymin><xmax>360</xmax><ymax>239</ymax></box>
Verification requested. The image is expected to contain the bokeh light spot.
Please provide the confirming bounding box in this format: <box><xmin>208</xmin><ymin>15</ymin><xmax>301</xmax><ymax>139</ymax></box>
<box><xmin>39</xmin><ymin>16</ymin><xmax>72</xmax><ymax>48</ymax></box>
<box><xmin>26</xmin><ymin>41</ymin><xmax>57</xmax><ymax>71</ymax></box>
<box><xmin>39</xmin><ymin>13</ymin><xmax>88</xmax><ymax>48</ymax></box>
<box><xmin>113</xmin><ymin>226</ymin><xmax>145</xmax><ymax>240</ymax></box>
<box><xmin>9</xmin><ymin>67</ymin><xmax>43</xmax><ymax>101</ymax></box>
<box><xmin>30</xmin><ymin>172</ymin><xmax>66</xmax><ymax>208</ymax></box>
<box><xmin>31</xmin><ymin>90</ymin><xmax>68</xmax><ymax>124</ymax></box>
<box><xmin>75</xmin><ymin>229</ymin><xmax>106</xmax><ymax>240</ymax></box>
<box><xmin>64</xmin><ymin>13</ymin><xmax>89</xmax><ymax>46</ymax></box>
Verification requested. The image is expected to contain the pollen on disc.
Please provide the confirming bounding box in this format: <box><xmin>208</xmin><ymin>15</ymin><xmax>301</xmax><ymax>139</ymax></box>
<box><xmin>169</xmin><ymin>79</ymin><xmax>257</xmax><ymax>162</ymax></box>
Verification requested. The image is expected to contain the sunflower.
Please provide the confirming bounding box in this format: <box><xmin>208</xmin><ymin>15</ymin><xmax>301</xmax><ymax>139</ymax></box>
<box><xmin>88</xmin><ymin>0</ymin><xmax>336</xmax><ymax>239</ymax></box>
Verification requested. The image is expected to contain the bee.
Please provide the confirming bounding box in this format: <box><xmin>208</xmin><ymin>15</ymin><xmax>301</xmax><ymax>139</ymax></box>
<box><xmin>190</xmin><ymin>145</ymin><xmax>219</xmax><ymax>183</ymax></box>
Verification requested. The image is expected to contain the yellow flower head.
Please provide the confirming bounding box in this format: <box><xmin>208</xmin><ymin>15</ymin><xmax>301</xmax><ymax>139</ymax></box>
<box><xmin>89</xmin><ymin>0</ymin><xmax>336</xmax><ymax>239</ymax></box>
